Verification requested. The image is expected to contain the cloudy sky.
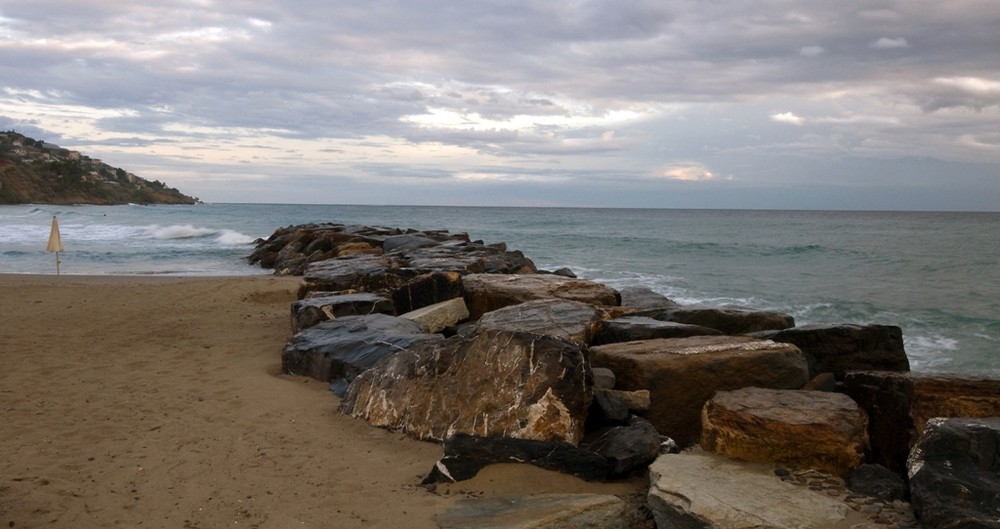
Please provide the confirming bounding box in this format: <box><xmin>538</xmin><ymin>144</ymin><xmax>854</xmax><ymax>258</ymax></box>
<box><xmin>2</xmin><ymin>1</ymin><xmax>998</xmax><ymax>209</ymax></box>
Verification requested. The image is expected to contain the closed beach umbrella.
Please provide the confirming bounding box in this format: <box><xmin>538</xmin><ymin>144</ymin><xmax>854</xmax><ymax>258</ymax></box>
<box><xmin>46</xmin><ymin>215</ymin><xmax>64</xmax><ymax>274</ymax></box>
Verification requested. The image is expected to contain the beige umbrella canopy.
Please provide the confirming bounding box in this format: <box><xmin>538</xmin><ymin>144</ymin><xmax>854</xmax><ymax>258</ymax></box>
<box><xmin>46</xmin><ymin>215</ymin><xmax>64</xmax><ymax>274</ymax></box>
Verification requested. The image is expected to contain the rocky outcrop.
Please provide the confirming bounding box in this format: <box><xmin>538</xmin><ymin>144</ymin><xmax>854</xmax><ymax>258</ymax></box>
<box><xmin>290</xmin><ymin>292</ymin><xmax>394</xmax><ymax>331</ymax></box>
<box><xmin>592</xmin><ymin>315</ymin><xmax>722</xmax><ymax>345</ymax></box>
<box><xmin>281</xmin><ymin>314</ymin><xmax>444</xmax><ymax>396</ymax></box>
<box><xmin>842</xmin><ymin>371</ymin><xmax>1000</xmax><ymax>474</ymax></box>
<box><xmin>907</xmin><ymin>417</ymin><xmax>1000</xmax><ymax>529</ymax></box>
<box><xmin>590</xmin><ymin>336</ymin><xmax>809</xmax><ymax>445</ymax></box>
<box><xmin>340</xmin><ymin>330</ymin><xmax>592</xmax><ymax>444</ymax></box>
<box><xmin>391</xmin><ymin>271</ymin><xmax>464</xmax><ymax>314</ymax></box>
<box><xmin>700</xmin><ymin>387</ymin><xmax>869</xmax><ymax>477</ymax></box>
<box><xmin>753</xmin><ymin>323</ymin><xmax>909</xmax><ymax>379</ymax></box>
<box><xmin>435</xmin><ymin>494</ymin><xmax>630</xmax><ymax>529</ymax></box>
<box><xmin>461</xmin><ymin>273</ymin><xmax>620</xmax><ymax>320</ymax></box>
<box><xmin>647</xmin><ymin>451</ymin><xmax>857</xmax><ymax>529</ymax></box>
<box><xmin>466</xmin><ymin>298</ymin><xmax>606</xmax><ymax>344</ymax></box>
<box><xmin>652</xmin><ymin>304</ymin><xmax>795</xmax><ymax>334</ymax></box>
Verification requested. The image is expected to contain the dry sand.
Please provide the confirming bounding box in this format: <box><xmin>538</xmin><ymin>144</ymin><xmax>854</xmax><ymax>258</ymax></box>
<box><xmin>0</xmin><ymin>274</ymin><xmax>644</xmax><ymax>528</ymax></box>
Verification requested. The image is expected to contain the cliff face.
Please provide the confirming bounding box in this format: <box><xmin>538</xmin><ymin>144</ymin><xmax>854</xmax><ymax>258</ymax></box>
<box><xmin>0</xmin><ymin>131</ymin><xmax>199</xmax><ymax>205</ymax></box>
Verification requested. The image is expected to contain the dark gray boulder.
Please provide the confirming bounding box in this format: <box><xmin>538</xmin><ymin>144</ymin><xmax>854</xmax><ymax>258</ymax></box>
<box><xmin>846</xmin><ymin>464</ymin><xmax>908</xmax><ymax>502</ymax></box>
<box><xmin>617</xmin><ymin>286</ymin><xmax>680</xmax><ymax>311</ymax></box>
<box><xmin>466</xmin><ymin>298</ymin><xmax>606</xmax><ymax>345</ymax></box>
<box><xmin>907</xmin><ymin>417</ymin><xmax>1000</xmax><ymax>529</ymax></box>
<box><xmin>290</xmin><ymin>292</ymin><xmax>395</xmax><ymax>331</ymax></box>
<box><xmin>423</xmin><ymin>434</ymin><xmax>612</xmax><ymax>484</ymax></box>
<box><xmin>281</xmin><ymin>314</ymin><xmax>444</xmax><ymax>396</ymax></box>
<box><xmin>654</xmin><ymin>304</ymin><xmax>795</xmax><ymax>334</ymax></box>
<box><xmin>584</xmin><ymin>416</ymin><xmax>667</xmax><ymax>478</ymax></box>
<box><xmin>390</xmin><ymin>271</ymin><xmax>464</xmax><ymax>314</ymax></box>
<box><xmin>593</xmin><ymin>316</ymin><xmax>722</xmax><ymax>345</ymax></box>
<box><xmin>299</xmin><ymin>254</ymin><xmax>412</xmax><ymax>297</ymax></box>
<box><xmin>753</xmin><ymin>323</ymin><xmax>909</xmax><ymax>379</ymax></box>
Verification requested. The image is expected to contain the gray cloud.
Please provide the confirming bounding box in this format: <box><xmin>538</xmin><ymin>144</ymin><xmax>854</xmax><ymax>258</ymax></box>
<box><xmin>1</xmin><ymin>0</ymin><xmax>998</xmax><ymax>209</ymax></box>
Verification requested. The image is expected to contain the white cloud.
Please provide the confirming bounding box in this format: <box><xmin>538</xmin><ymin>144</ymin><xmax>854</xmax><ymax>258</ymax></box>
<box><xmin>770</xmin><ymin>112</ymin><xmax>805</xmax><ymax>125</ymax></box>
<box><xmin>654</xmin><ymin>164</ymin><xmax>719</xmax><ymax>182</ymax></box>
<box><xmin>871</xmin><ymin>37</ymin><xmax>908</xmax><ymax>49</ymax></box>
<box><xmin>934</xmin><ymin>76</ymin><xmax>1000</xmax><ymax>94</ymax></box>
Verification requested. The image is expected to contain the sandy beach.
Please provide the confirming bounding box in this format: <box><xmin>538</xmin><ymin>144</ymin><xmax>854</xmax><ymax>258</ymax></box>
<box><xmin>0</xmin><ymin>274</ymin><xmax>644</xmax><ymax>528</ymax></box>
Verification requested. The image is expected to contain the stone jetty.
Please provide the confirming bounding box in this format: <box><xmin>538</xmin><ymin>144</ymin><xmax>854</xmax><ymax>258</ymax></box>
<box><xmin>250</xmin><ymin>223</ymin><xmax>1000</xmax><ymax>529</ymax></box>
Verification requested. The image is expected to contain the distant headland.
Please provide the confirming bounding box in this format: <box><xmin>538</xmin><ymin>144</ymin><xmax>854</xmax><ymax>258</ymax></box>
<box><xmin>0</xmin><ymin>131</ymin><xmax>199</xmax><ymax>205</ymax></box>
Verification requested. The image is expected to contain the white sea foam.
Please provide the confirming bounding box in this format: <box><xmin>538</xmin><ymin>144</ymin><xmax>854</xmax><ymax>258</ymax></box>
<box><xmin>144</xmin><ymin>224</ymin><xmax>217</xmax><ymax>240</ymax></box>
<box><xmin>215</xmin><ymin>229</ymin><xmax>255</xmax><ymax>245</ymax></box>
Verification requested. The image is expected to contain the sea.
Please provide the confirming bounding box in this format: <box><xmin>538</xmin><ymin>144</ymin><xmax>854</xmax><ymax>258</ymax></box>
<box><xmin>2</xmin><ymin>203</ymin><xmax>997</xmax><ymax>377</ymax></box>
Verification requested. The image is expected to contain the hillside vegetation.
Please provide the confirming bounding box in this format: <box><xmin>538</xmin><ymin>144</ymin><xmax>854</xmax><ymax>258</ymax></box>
<box><xmin>0</xmin><ymin>131</ymin><xmax>198</xmax><ymax>205</ymax></box>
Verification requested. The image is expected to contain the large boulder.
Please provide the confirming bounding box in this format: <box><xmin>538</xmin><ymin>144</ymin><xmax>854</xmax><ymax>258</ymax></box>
<box><xmin>593</xmin><ymin>316</ymin><xmax>722</xmax><ymax>345</ymax></box>
<box><xmin>584</xmin><ymin>416</ymin><xmax>667</xmax><ymax>477</ymax></box>
<box><xmin>700</xmin><ymin>387</ymin><xmax>869</xmax><ymax>477</ymax></box>
<box><xmin>647</xmin><ymin>451</ymin><xmax>856</xmax><ymax>529</ymax></box>
<box><xmin>281</xmin><ymin>314</ymin><xmax>444</xmax><ymax>396</ymax></box>
<box><xmin>340</xmin><ymin>330</ymin><xmax>592</xmax><ymax>444</ymax></box>
<box><xmin>290</xmin><ymin>292</ymin><xmax>394</xmax><ymax>331</ymax></box>
<box><xmin>466</xmin><ymin>298</ymin><xmax>606</xmax><ymax>344</ymax></box>
<box><xmin>435</xmin><ymin>494</ymin><xmax>629</xmax><ymax>529</ymax></box>
<box><xmin>753</xmin><ymin>324</ymin><xmax>909</xmax><ymax>379</ymax></box>
<box><xmin>299</xmin><ymin>254</ymin><xmax>412</xmax><ymax>297</ymax></box>
<box><xmin>653</xmin><ymin>304</ymin><xmax>795</xmax><ymax>334</ymax></box>
<box><xmin>842</xmin><ymin>371</ymin><xmax>1000</xmax><ymax>474</ymax></box>
<box><xmin>462</xmin><ymin>274</ymin><xmax>620</xmax><ymax>320</ymax></box>
<box><xmin>907</xmin><ymin>417</ymin><xmax>1000</xmax><ymax>529</ymax></box>
<box><xmin>590</xmin><ymin>336</ymin><xmax>809</xmax><ymax>446</ymax></box>
<box><xmin>617</xmin><ymin>286</ymin><xmax>681</xmax><ymax>311</ymax></box>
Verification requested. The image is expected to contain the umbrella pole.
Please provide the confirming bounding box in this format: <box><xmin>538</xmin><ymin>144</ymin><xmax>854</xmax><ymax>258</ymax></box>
<box><xmin>55</xmin><ymin>251</ymin><xmax>61</xmax><ymax>275</ymax></box>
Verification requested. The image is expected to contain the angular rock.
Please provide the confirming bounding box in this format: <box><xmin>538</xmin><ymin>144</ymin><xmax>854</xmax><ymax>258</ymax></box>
<box><xmin>842</xmin><ymin>371</ymin><xmax>1000</xmax><ymax>474</ymax></box>
<box><xmin>907</xmin><ymin>417</ymin><xmax>1000</xmax><ymax>529</ymax></box>
<box><xmin>281</xmin><ymin>314</ymin><xmax>444</xmax><ymax>396</ymax></box>
<box><xmin>467</xmin><ymin>298</ymin><xmax>606</xmax><ymax>344</ymax></box>
<box><xmin>617</xmin><ymin>286</ymin><xmax>681</xmax><ymax>311</ymax></box>
<box><xmin>648</xmin><ymin>452</ymin><xmax>854</xmax><ymax>529</ymax></box>
<box><xmin>299</xmin><ymin>254</ymin><xmax>412</xmax><ymax>297</ymax></box>
<box><xmin>753</xmin><ymin>324</ymin><xmax>909</xmax><ymax>379</ymax></box>
<box><xmin>590</xmin><ymin>336</ymin><xmax>809</xmax><ymax>446</ymax></box>
<box><xmin>846</xmin><ymin>464</ymin><xmax>908</xmax><ymax>502</ymax></box>
<box><xmin>655</xmin><ymin>304</ymin><xmax>795</xmax><ymax>334</ymax></box>
<box><xmin>399</xmin><ymin>297</ymin><xmax>469</xmax><ymax>334</ymax></box>
<box><xmin>390</xmin><ymin>271</ymin><xmax>464</xmax><ymax>314</ymax></box>
<box><xmin>462</xmin><ymin>273</ymin><xmax>620</xmax><ymax>320</ymax></box>
<box><xmin>587</xmin><ymin>390</ymin><xmax>630</xmax><ymax>427</ymax></box>
<box><xmin>585</xmin><ymin>416</ymin><xmax>666</xmax><ymax>477</ymax></box>
<box><xmin>593</xmin><ymin>316</ymin><xmax>722</xmax><ymax>345</ymax></box>
<box><xmin>341</xmin><ymin>330</ymin><xmax>592</xmax><ymax>444</ymax></box>
<box><xmin>591</xmin><ymin>367</ymin><xmax>616</xmax><ymax>390</ymax></box>
<box><xmin>603</xmin><ymin>389</ymin><xmax>650</xmax><ymax>413</ymax></box>
<box><xmin>423</xmin><ymin>434</ymin><xmax>611</xmax><ymax>484</ymax></box>
<box><xmin>435</xmin><ymin>494</ymin><xmax>628</xmax><ymax>529</ymax></box>
<box><xmin>700</xmin><ymin>387</ymin><xmax>869</xmax><ymax>477</ymax></box>
<box><xmin>290</xmin><ymin>292</ymin><xmax>394</xmax><ymax>331</ymax></box>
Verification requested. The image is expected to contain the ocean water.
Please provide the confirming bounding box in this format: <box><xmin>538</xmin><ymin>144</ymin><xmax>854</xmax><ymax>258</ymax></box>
<box><xmin>2</xmin><ymin>203</ymin><xmax>997</xmax><ymax>377</ymax></box>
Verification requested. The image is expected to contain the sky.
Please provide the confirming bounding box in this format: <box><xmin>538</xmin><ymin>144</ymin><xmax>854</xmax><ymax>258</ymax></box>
<box><xmin>1</xmin><ymin>1</ymin><xmax>998</xmax><ymax>210</ymax></box>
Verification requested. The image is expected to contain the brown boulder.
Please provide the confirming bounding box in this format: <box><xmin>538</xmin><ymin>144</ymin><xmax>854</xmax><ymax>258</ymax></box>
<box><xmin>290</xmin><ymin>292</ymin><xmax>394</xmax><ymax>331</ymax></box>
<box><xmin>590</xmin><ymin>336</ymin><xmax>809</xmax><ymax>446</ymax></box>
<box><xmin>340</xmin><ymin>330</ymin><xmax>592</xmax><ymax>444</ymax></box>
<box><xmin>462</xmin><ymin>274</ymin><xmax>620</xmax><ymax>320</ymax></box>
<box><xmin>843</xmin><ymin>371</ymin><xmax>1000</xmax><ymax>474</ymax></box>
<box><xmin>701</xmin><ymin>387</ymin><xmax>869</xmax><ymax>477</ymax></box>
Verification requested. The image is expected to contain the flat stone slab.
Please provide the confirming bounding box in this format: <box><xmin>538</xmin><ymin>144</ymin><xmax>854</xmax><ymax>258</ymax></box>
<box><xmin>753</xmin><ymin>323</ymin><xmax>909</xmax><ymax>379</ymax></box>
<box><xmin>648</xmin><ymin>451</ymin><xmax>854</xmax><ymax>529</ymax></box>
<box><xmin>593</xmin><ymin>315</ymin><xmax>722</xmax><ymax>345</ymax></box>
<box><xmin>462</xmin><ymin>273</ymin><xmax>620</xmax><ymax>320</ymax></box>
<box><xmin>436</xmin><ymin>494</ymin><xmax>628</xmax><ymax>529</ymax></box>
<box><xmin>468</xmin><ymin>298</ymin><xmax>606</xmax><ymax>344</ymax></box>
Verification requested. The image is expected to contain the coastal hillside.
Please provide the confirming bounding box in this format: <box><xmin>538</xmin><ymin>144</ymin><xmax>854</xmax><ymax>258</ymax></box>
<box><xmin>0</xmin><ymin>131</ymin><xmax>198</xmax><ymax>205</ymax></box>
